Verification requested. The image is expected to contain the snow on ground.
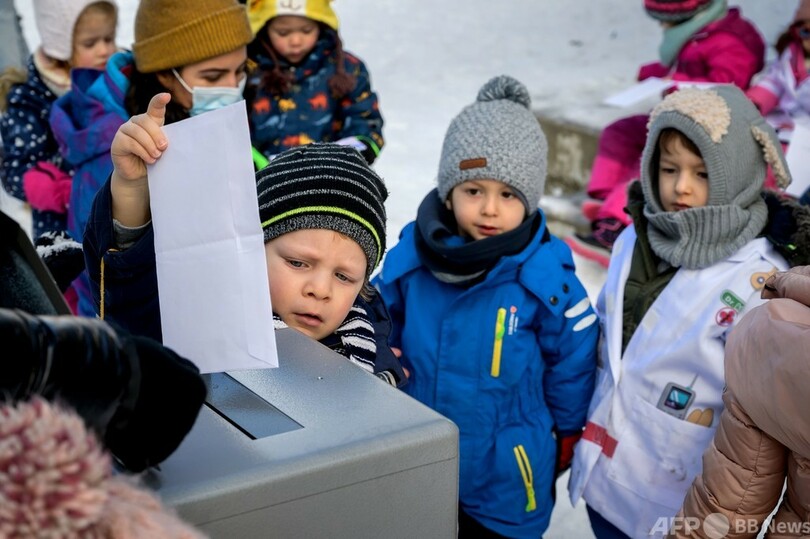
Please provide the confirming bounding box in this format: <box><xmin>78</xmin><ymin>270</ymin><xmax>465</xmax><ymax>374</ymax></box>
<box><xmin>11</xmin><ymin>0</ymin><xmax>799</xmax><ymax>536</ymax></box>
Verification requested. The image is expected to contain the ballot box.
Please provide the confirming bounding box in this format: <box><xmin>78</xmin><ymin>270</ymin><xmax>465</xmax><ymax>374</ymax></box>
<box><xmin>146</xmin><ymin>328</ymin><xmax>459</xmax><ymax>538</ymax></box>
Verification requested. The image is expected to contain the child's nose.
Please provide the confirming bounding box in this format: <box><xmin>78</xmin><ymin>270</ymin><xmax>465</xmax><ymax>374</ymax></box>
<box><xmin>481</xmin><ymin>196</ymin><xmax>498</xmax><ymax>215</ymax></box>
<box><xmin>675</xmin><ymin>172</ymin><xmax>694</xmax><ymax>193</ymax></box>
<box><xmin>303</xmin><ymin>274</ymin><xmax>330</xmax><ymax>299</ymax></box>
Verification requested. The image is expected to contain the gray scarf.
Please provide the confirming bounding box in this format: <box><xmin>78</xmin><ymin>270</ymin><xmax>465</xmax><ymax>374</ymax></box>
<box><xmin>644</xmin><ymin>197</ymin><xmax>767</xmax><ymax>269</ymax></box>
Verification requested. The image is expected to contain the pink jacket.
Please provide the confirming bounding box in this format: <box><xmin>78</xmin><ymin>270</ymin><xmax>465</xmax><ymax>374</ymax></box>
<box><xmin>638</xmin><ymin>8</ymin><xmax>765</xmax><ymax>90</ymax></box>
<box><xmin>746</xmin><ymin>41</ymin><xmax>810</xmax><ymax>141</ymax></box>
<box><xmin>671</xmin><ymin>266</ymin><xmax>810</xmax><ymax>538</ymax></box>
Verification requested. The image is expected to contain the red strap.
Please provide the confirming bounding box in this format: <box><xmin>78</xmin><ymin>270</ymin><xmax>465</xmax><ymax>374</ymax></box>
<box><xmin>582</xmin><ymin>421</ymin><xmax>618</xmax><ymax>458</ymax></box>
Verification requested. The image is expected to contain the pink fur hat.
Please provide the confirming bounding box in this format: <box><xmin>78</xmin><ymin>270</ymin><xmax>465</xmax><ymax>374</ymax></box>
<box><xmin>0</xmin><ymin>398</ymin><xmax>205</xmax><ymax>538</ymax></box>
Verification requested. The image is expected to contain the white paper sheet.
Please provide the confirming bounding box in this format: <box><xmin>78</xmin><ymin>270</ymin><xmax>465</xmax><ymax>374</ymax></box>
<box><xmin>785</xmin><ymin>118</ymin><xmax>810</xmax><ymax>198</ymax></box>
<box><xmin>602</xmin><ymin>77</ymin><xmax>673</xmax><ymax>108</ymax></box>
<box><xmin>147</xmin><ymin>101</ymin><xmax>277</xmax><ymax>373</ymax></box>
<box><xmin>602</xmin><ymin>78</ymin><xmax>721</xmax><ymax>108</ymax></box>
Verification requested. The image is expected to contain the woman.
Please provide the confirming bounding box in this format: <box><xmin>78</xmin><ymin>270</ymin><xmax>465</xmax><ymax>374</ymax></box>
<box><xmin>50</xmin><ymin>0</ymin><xmax>253</xmax><ymax>318</ymax></box>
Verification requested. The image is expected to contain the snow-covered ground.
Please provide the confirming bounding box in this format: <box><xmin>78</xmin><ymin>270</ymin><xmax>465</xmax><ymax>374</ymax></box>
<box><xmin>11</xmin><ymin>0</ymin><xmax>799</xmax><ymax>536</ymax></box>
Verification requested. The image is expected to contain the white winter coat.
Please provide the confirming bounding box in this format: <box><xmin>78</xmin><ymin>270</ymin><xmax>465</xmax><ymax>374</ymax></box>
<box><xmin>568</xmin><ymin>226</ymin><xmax>787</xmax><ymax>538</ymax></box>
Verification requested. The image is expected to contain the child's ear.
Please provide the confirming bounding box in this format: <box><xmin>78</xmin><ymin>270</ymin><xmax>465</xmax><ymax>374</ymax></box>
<box><xmin>444</xmin><ymin>198</ymin><xmax>453</xmax><ymax>211</ymax></box>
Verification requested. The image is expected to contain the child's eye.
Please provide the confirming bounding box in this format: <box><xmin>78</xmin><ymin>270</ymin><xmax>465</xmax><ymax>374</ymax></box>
<box><xmin>335</xmin><ymin>272</ymin><xmax>353</xmax><ymax>283</ymax></box>
<box><xmin>501</xmin><ymin>191</ymin><xmax>515</xmax><ymax>199</ymax></box>
<box><xmin>464</xmin><ymin>188</ymin><xmax>480</xmax><ymax>196</ymax></box>
<box><xmin>660</xmin><ymin>166</ymin><xmax>676</xmax><ymax>174</ymax></box>
<box><xmin>287</xmin><ymin>259</ymin><xmax>305</xmax><ymax>268</ymax></box>
<box><xmin>697</xmin><ymin>171</ymin><xmax>709</xmax><ymax>180</ymax></box>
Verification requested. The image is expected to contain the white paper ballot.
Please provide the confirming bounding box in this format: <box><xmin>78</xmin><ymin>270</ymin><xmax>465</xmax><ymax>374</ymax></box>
<box><xmin>786</xmin><ymin>119</ymin><xmax>810</xmax><ymax>198</ymax></box>
<box><xmin>603</xmin><ymin>78</ymin><xmax>720</xmax><ymax>108</ymax></box>
<box><xmin>603</xmin><ymin>77</ymin><xmax>673</xmax><ymax>108</ymax></box>
<box><xmin>147</xmin><ymin>101</ymin><xmax>277</xmax><ymax>373</ymax></box>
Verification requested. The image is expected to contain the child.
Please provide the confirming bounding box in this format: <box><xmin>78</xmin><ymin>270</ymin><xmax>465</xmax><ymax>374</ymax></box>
<box><xmin>49</xmin><ymin>0</ymin><xmax>254</xmax><ymax>318</ymax></box>
<box><xmin>245</xmin><ymin>0</ymin><xmax>384</xmax><ymax>164</ymax></box>
<box><xmin>566</xmin><ymin>0</ymin><xmax>765</xmax><ymax>267</ymax></box>
<box><xmin>746</xmin><ymin>0</ymin><xmax>810</xmax><ymax>145</ymax></box>
<box><xmin>373</xmin><ymin>75</ymin><xmax>599</xmax><ymax>538</ymax></box>
<box><xmin>671</xmin><ymin>266</ymin><xmax>810</xmax><ymax>538</ymax></box>
<box><xmin>83</xmin><ymin>93</ymin><xmax>404</xmax><ymax>386</ymax></box>
<box><xmin>568</xmin><ymin>86</ymin><xmax>810</xmax><ymax>538</ymax></box>
<box><xmin>0</xmin><ymin>0</ymin><xmax>117</xmax><ymax>240</ymax></box>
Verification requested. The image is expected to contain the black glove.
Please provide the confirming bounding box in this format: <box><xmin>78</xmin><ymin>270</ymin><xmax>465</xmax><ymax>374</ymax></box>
<box><xmin>34</xmin><ymin>230</ymin><xmax>84</xmax><ymax>292</ymax></box>
<box><xmin>0</xmin><ymin>308</ymin><xmax>206</xmax><ymax>472</ymax></box>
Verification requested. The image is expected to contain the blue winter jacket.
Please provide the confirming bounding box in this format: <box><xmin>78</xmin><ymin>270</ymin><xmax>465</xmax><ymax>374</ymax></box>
<box><xmin>50</xmin><ymin>51</ymin><xmax>131</xmax><ymax>317</ymax></box>
<box><xmin>374</xmin><ymin>215</ymin><xmax>598</xmax><ymax>539</ymax></box>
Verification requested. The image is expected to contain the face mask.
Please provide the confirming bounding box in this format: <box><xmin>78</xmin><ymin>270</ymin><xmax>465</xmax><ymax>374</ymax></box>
<box><xmin>172</xmin><ymin>69</ymin><xmax>247</xmax><ymax>116</ymax></box>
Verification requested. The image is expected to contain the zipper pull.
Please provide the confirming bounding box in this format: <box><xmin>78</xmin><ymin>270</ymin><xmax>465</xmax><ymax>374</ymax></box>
<box><xmin>490</xmin><ymin>307</ymin><xmax>507</xmax><ymax>377</ymax></box>
<box><xmin>525</xmin><ymin>485</ymin><xmax>537</xmax><ymax>512</ymax></box>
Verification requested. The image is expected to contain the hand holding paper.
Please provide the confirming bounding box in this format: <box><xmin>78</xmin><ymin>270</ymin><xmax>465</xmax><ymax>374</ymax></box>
<box><xmin>109</xmin><ymin>93</ymin><xmax>171</xmax><ymax>227</ymax></box>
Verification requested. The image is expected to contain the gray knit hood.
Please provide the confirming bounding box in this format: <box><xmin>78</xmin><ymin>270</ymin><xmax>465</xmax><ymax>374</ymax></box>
<box><xmin>436</xmin><ymin>75</ymin><xmax>547</xmax><ymax>214</ymax></box>
<box><xmin>640</xmin><ymin>85</ymin><xmax>791</xmax><ymax>269</ymax></box>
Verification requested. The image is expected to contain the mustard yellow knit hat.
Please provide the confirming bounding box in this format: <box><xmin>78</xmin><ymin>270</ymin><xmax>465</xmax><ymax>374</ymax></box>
<box><xmin>133</xmin><ymin>0</ymin><xmax>253</xmax><ymax>73</ymax></box>
<box><xmin>248</xmin><ymin>0</ymin><xmax>339</xmax><ymax>35</ymax></box>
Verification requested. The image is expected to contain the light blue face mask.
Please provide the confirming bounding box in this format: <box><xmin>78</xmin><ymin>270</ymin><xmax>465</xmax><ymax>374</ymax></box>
<box><xmin>172</xmin><ymin>69</ymin><xmax>247</xmax><ymax>116</ymax></box>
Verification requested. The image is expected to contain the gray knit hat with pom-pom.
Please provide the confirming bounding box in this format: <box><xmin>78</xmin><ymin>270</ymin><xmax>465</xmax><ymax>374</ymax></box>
<box><xmin>437</xmin><ymin>75</ymin><xmax>548</xmax><ymax>214</ymax></box>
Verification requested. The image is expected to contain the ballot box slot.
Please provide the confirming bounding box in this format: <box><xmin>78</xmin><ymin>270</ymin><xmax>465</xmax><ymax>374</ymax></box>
<box><xmin>203</xmin><ymin>372</ymin><xmax>302</xmax><ymax>439</ymax></box>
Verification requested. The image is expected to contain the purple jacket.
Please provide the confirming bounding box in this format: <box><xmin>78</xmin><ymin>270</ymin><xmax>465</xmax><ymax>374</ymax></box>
<box><xmin>638</xmin><ymin>8</ymin><xmax>765</xmax><ymax>90</ymax></box>
<box><xmin>49</xmin><ymin>51</ymin><xmax>131</xmax><ymax>317</ymax></box>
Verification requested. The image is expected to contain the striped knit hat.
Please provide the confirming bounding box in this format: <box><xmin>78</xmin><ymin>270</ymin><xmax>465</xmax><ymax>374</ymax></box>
<box><xmin>257</xmin><ymin>143</ymin><xmax>388</xmax><ymax>277</ymax></box>
<box><xmin>644</xmin><ymin>0</ymin><xmax>713</xmax><ymax>22</ymax></box>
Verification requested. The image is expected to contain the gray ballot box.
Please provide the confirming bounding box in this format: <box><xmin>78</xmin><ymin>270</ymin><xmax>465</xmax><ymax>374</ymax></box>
<box><xmin>145</xmin><ymin>328</ymin><xmax>459</xmax><ymax>538</ymax></box>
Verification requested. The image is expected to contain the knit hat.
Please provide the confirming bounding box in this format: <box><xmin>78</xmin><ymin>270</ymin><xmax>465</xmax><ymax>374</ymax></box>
<box><xmin>640</xmin><ymin>85</ymin><xmax>791</xmax><ymax>269</ymax></box>
<box><xmin>437</xmin><ymin>75</ymin><xmax>547</xmax><ymax>215</ymax></box>
<box><xmin>33</xmin><ymin>0</ymin><xmax>118</xmax><ymax>62</ymax></box>
<box><xmin>644</xmin><ymin>0</ymin><xmax>714</xmax><ymax>23</ymax></box>
<box><xmin>257</xmin><ymin>143</ymin><xmax>388</xmax><ymax>276</ymax></box>
<box><xmin>133</xmin><ymin>0</ymin><xmax>253</xmax><ymax>73</ymax></box>
<box><xmin>0</xmin><ymin>398</ymin><xmax>205</xmax><ymax>538</ymax></box>
<box><xmin>248</xmin><ymin>0</ymin><xmax>339</xmax><ymax>35</ymax></box>
<box><xmin>795</xmin><ymin>0</ymin><xmax>810</xmax><ymax>24</ymax></box>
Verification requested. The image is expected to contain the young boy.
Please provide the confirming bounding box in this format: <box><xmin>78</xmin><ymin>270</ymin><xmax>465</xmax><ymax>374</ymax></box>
<box><xmin>256</xmin><ymin>143</ymin><xmax>402</xmax><ymax>384</ymax></box>
<box><xmin>374</xmin><ymin>75</ymin><xmax>599</xmax><ymax>538</ymax></box>
<box><xmin>568</xmin><ymin>86</ymin><xmax>802</xmax><ymax>538</ymax></box>
<box><xmin>82</xmin><ymin>93</ymin><xmax>404</xmax><ymax>386</ymax></box>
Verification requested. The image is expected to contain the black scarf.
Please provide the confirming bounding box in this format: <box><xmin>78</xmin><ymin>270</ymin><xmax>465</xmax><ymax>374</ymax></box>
<box><xmin>414</xmin><ymin>189</ymin><xmax>540</xmax><ymax>286</ymax></box>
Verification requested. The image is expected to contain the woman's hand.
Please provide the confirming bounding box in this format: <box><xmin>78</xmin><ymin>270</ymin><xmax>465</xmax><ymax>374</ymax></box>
<box><xmin>110</xmin><ymin>93</ymin><xmax>170</xmax><ymax>227</ymax></box>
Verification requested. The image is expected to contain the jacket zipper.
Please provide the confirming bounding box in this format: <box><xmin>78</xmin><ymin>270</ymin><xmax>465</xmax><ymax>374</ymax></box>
<box><xmin>513</xmin><ymin>444</ymin><xmax>537</xmax><ymax>512</ymax></box>
<box><xmin>99</xmin><ymin>248</ymin><xmax>119</xmax><ymax>320</ymax></box>
<box><xmin>490</xmin><ymin>307</ymin><xmax>507</xmax><ymax>377</ymax></box>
